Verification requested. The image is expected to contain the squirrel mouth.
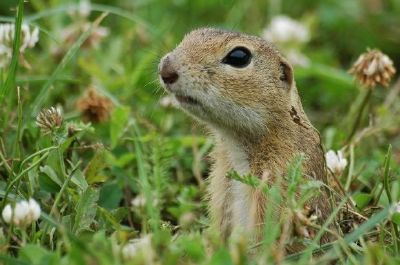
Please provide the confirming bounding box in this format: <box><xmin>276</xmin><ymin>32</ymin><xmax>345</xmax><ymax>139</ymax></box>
<box><xmin>175</xmin><ymin>94</ymin><xmax>200</xmax><ymax>105</ymax></box>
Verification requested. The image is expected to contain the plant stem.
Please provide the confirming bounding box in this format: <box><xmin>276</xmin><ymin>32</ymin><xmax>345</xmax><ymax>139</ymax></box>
<box><xmin>19</xmin><ymin>146</ymin><xmax>57</xmax><ymax>169</ymax></box>
<box><xmin>13</xmin><ymin>86</ymin><xmax>23</xmax><ymax>159</ymax></box>
<box><xmin>344</xmin><ymin>144</ymin><xmax>355</xmax><ymax>191</ymax></box>
<box><xmin>0</xmin><ymin>149</ymin><xmax>13</xmax><ymax>176</ymax></box>
<box><xmin>383</xmin><ymin>145</ymin><xmax>393</xmax><ymax>205</ymax></box>
<box><xmin>347</xmin><ymin>89</ymin><xmax>372</xmax><ymax>143</ymax></box>
<box><xmin>50</xmin><ymin>160</ymin><xmax>81</xmax><ymax>216</ymax></box>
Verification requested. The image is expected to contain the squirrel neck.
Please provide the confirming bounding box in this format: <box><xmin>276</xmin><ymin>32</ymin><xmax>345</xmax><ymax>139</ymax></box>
<box><xmin>213</xmin><ymin>105</ymin><xmax>310</xmax><ymax>148</ymax></box>
<box><xmin>211</xmin><ymin>104</ymin><xmax>321</xmax><ymax>179</ymax></box>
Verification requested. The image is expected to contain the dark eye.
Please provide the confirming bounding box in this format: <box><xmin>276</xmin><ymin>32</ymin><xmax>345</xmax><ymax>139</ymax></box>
<box><xmin>222</xmin><ymin>47</ymin><xmax>252</xmax><ymax>68</ymax></box>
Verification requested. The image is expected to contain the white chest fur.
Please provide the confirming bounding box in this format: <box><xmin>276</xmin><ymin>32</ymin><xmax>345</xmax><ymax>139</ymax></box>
<box><xmin>224</xmin><ymin>138</ymin><xmax>253</xmax><ymax>230</ymax></box>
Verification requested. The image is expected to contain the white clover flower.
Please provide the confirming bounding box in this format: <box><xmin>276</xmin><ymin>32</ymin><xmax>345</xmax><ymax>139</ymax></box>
<box><xmin>28</xmin><ymin>198</ymin><xmax>41</xmax><ymax>221</ymax></box>
<box><xmin>122</xmin><ymin>242</ymin><xmax>138</xmax><ymax>260</ymax></box>
<box><xmin>0</xmin><ymin>23</ymin><xmax>39</xmax><ymax>68</ymax></box>
<box><xmin>1</xmin><ymin>198</ymin><xmax>41</xmax><ymax>227</ymax></box>
<box><xmin>2</xmin><ymin>204</ymin><xmax>12</xmax><ymax>223</ymax></box>
<box><xmin>261</xmin><ymin>16</ymin><xmax>311</xmax><ymax>67</ymax></box>
<box><xmin>0</xmin><ymin>24</ymin><xmax>14</xmax><ymax>45</ymax></box>
<box><xmin>131</xmin><ymin>195</ymin><xmax>146</xmax><ymax>208</ymax></box>
<box><xmin>0</xmin><ymin>24</ymin><xmax>13</xmax><ymax>68</ymax></box>
<box><xmin>59</xmin><ymin>1</ymin><xmax>108</xmax><ymax>51</ymax></box>
<box><xmin>26</xmin><ymin>26</ymin><xmax>39</xmax><ymax>49</ymax></box>
<box><xmin>14</xmin><ymin>200</ymin><xmax>30</xmax><ymax>225</ymax></box>
<box><xmin>58</xmin><ymin>22</ymin><xmax>109</xmax><ymax>50</ymax></box>
<box><xmin>262</xmin><ymin>15</ymin><xmax>310</xmax><ymax>44</ymax></box>
<box><xmin>325</xmin><ymin>150</ymin><xmax>348</xmax><ymax>176</ymax></box>
<box><xmin>0</xmin><ymin>23</ymin><xmax>39</xmax><ymax>52</ymax></box>
<box><xmin>122</xmin><ymin>235</ymin><xmax>152</xmax><ymax>260</ymax></box>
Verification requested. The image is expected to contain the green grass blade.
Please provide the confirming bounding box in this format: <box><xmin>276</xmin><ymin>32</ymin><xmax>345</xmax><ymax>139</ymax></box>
<box><xmin>383</xmin><ymin>144</ymin><xmax>393</xmax><ymax>204</ymax></box>
<box><xmin>130</xmin><ymin>119</ymin><xmax>161</xmax><ymax>233</ymax></box>
<box><xmin>0</xmin><ymin>0</ymin><xmax>24</xmax><ymax>105</ymax></box>
<box><xmin>12</xmin><ymin>86</ymin><xmax>23</xmax><ymax>158</ymax></box>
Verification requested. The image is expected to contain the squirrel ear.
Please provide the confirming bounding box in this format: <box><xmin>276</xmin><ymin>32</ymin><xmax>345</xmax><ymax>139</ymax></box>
<box><xmin>279</xmin><ymin>60</ymin><xmax>293</xmax><ymax>89</ymax></box>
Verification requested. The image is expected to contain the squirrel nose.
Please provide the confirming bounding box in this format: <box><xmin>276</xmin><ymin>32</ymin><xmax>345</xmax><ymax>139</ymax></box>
<box><xmin>160</xmin><ymin>56</ymin><xmax>179</xmax><ymax>84</ymax></box>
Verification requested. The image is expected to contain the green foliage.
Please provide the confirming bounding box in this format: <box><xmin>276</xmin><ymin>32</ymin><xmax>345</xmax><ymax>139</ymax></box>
<box><xmin>0</xmin><ymin>0</ymin><xmax>400</xmax><ymax>264</ymax></box>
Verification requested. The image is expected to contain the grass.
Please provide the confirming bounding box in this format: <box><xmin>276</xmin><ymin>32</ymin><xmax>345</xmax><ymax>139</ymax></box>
<box><xmin>1</xmin><ymin>0</ymin><xmax>400</xmax><ymax>264</ymax></box>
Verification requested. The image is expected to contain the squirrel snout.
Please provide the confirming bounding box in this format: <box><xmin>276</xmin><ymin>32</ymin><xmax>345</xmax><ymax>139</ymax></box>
<box><xmin>159</xmin><ymin>56</ymin><xmax>179</xmax><ymax>85</ymax></box>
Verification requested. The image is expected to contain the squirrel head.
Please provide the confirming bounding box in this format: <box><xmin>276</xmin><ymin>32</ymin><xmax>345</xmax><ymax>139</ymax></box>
<box><xmin>159</xmin><ymin>28</ymin><xmax>298</xmax><ymax>137</ymax></box>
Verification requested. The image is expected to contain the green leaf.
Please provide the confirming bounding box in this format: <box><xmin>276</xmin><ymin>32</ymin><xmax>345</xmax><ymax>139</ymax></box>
<box><xmin>73</xmin><ymin>187</ymin><xmax>99</xmax><ymax>234</ymax></box>
<box><xmin>70</xmin><ymin>169</ymin><xmax>88</xmax><ymax>191</ymax></box>
<box><xmin>97</xmin><ymin>207</ymin><xmax>124</xmax><ymax>230</ymax></box>
<box><xmin>40</xmin><ymin>165</ymin><xmax>62</xmax><ymax>186</ymax></box>
<box><xmin>45</xmin><ymin>149</ymin><xmax>63</xmax><ymax>178</ymax></box>
<box><xmin>19</xmin><ymin>244</ymin><xmax>60</xmax><ymax>265</ymax></box>
<box><xmin>353</xmin><ymin>192</ymin><xmax>373</xmax><ymax>209</ymax></box>
<box><xmin>38</xmin><ymin>173</ymin><xmax>60</xmax><ymax>193</ymax></box>
<box><xmin>110</xmin><ymin>106</ymin><xmax>130</xmax><ymax>148</ymax></box>
<box><xmin>39</xmin><ymin>166</ymin><xmax>62</xmax><ymax>193</ymax></box>
<box><xmin>98</xmin><ymin>181</ymin><xmax>123</xmax><ymax>209</ymax></box>
<box><xmin>84</xmin><ymin>148</ymin><xmax>108</xmax><ymax>184</ymax></box>
<box><xmin>392</xmin><ymin>213</ymin><xmax>400</xmax><ymax>226</ymax></box>
<box><xmin>177</xmin><ymin>235</ymin><xmax>205</xmax><ymax>262</ymax></box>
<box><xmin>226</xmin><ymin>171</ymin><xmax>261</xmax><ymax>188</ymax></box>
<box><xmin>60</xmin><ymin>136</ymin><xmax>77</xmax><ymax>153</ymax></box>
<box><xmin>209</xmin><ymin>248</ymin><xmax>233</xmax><ymax>265</ymax></box>
<box><xmin>114</xmin><ymin>153</ymin><xmax>135</xmax><ymax>168</ymax></box>
<box><xmin>61</xmin><ymin>215</ymin><xmax>72</xmax><ymax>231</ymax></box>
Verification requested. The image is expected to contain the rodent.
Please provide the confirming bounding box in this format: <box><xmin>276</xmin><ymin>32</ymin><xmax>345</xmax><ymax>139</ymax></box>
<box><xmin>159</xmin><ymin>28</ymin><xmax>331</xmax><ymax>253</ymax></box>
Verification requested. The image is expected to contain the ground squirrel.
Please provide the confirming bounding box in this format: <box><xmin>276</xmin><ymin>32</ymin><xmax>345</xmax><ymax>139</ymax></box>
<box><xmin>159</xmin><ymin>28</ymin><xmax>331</xmax><ymax>252</ymax></box>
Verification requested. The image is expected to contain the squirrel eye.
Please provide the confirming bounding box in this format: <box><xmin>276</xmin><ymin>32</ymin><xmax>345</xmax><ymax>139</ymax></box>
<box><xmin>222</xmin><ymin>47</ymin><xmax>251</xmax><ymax>68</ymax></box>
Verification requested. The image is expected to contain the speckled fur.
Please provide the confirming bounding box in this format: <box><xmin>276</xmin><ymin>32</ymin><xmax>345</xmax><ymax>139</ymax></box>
<box><xmin>159</xmin><ymin>28</ymin><xmax>330</xmax><ymax>253</ymax></box>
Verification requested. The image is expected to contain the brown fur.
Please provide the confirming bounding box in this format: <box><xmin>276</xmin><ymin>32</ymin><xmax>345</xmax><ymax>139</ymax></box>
<box><xmin>159</xmin><ymin>28</ymin><xmax>330</xmax><ymax>253</ymax></box>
